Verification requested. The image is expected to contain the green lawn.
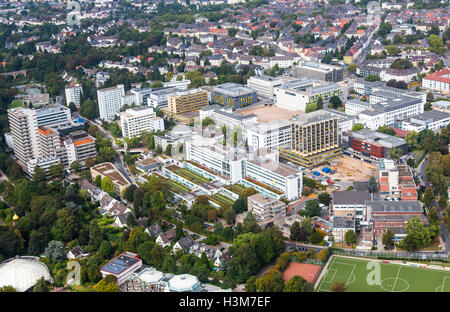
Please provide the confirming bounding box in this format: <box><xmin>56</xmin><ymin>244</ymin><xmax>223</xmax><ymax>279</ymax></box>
<box><xmin>316</xmin><ymin>256</ymin><xmax>450</xmax><ymax>292</ymax></box>
<box><xmin>9</xmin><ymin>100</ymin><xmax>23</xmax><ymax>108</ymax></box>
<box><xmin>211</xmin><ymin>193</ymin><xmax>234</xmax><ymax>207</ymax></box>
<box><xmin>175</xmin><ymin>168</ymin><xmax>211</xmax><ymax>184</ymax></box>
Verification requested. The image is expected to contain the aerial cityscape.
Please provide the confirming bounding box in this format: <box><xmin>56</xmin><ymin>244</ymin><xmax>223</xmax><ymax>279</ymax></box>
<box><xmin>0</xmin><ymin>0</ymin><xmax>450</xmax><ymax>297</ymax></box>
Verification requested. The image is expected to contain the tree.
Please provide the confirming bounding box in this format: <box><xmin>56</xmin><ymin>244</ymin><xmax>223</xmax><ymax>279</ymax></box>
<box><xmin>164</xmin><ymin>144</ymin><xmax>172</xmax><ymax>156</ymax></box>
<box><xmin>151</xmin><ymin>191</ymin><xmax>166</xmax><ymax>212</ymax></box>
<box><xmin>405</xmin><ymin>131</ymin><xmax>419</xmax><ymax>150</ymax></box>
<box><xmin>382</xmin><ymin>229</ymin><xmax>394</xmax><ymax>249</ymax></box>
<box><xmin>309</xmin><ymin>232</ymin><xmax>323</xmax><ymax>244</ymax></box>
<box><xmin>316</xmin><ymin>97</ymin><xmax>323</xmax><ymax>109</ymax></box>
<box><xmin>422</xmin><ymin>187</ymin><xmax>435</xmax><ymax>208</ymax></box>
<box><xmin>232</xmin><ymin>196</ymin><xmax>246</xmax><ymax>214</ymax></box>
<box><xmin>331</xmin><ymin>281</ymin><xmax>347</xmax><ymax>292</ymax></box>
<box><xmin>398</xmin><ymin>217</ymin><xmax>432</xmax><ymax>251</ymax></box>
<box><xmin>365</xmin><ymin>74</ymin><xmax>381</xmax><ymax>82</ymax></box>
<box><xmin>284</xmin><ymin>275</ymin><xmax>313</xmax><ymax>292</ymax></box>
<box><xmin>344</xmin><ymin>230</ymin><xmax>356</xmax><ymax>246</ymax></box>
<box><xmin>101</xmin><ymin>176</ymin><xmax>116</xmax><ymax>196</ymax></box>
<box><xmin>289</xmin><ymin>221</ymin><xmax>302</xmax><ymax>241</ymax></box>
<box><xmin>0</xmin><ymin>286</ymin><xmax>16</xmax><ymax>292</ymax></box>
<box><xmin>48</xmin><ymin>164</ymin><xmax>64</xmax><ymax>179</ymax></box>
<box><xmin>305</xmin><ymin>199</ymin><xmax>321</xmax><ymax>217</ymax></box>
<box><xmin>428</xmin><ymin>34</ymin><xmax>446</xmax><ymax>55</ymax></box>
<box><xmin>441</xmin><ymin>154</ymin><xmax>450</xmax><ymax>177</ymax></box>
<box><xmin>347</xmin><ymin>63</ymin><xmax>357</xmax><ymax>73</ymax></box>
<box><xmin>255</xmin><ymin>269</ymin><xmax>284</xmax><ymax>292</ymax></box>
<box><xmin>33</xmin><ymin>166</ymin><xmax>46</xmax><ymax>183</ymax></box>
<box><xmin>352</xmin><ymin>123</ymin><xmax>364</xmax><ymax>132</ymax></box>
<box><xmin>389</xmin><ymin>147</ymin><xmax>403</xmax><ymax>160</ymax></box>
<box><xmin>329</xmin><ymin>96</ymin><xmax>342</xmax><ymax>109</ymax></box>
<box><xmin>33</xmin><ymin>277</ymin><xmax>49</xmax><ymax>292</ymax></box>
<box><xmin>426</xmin><ymin>92</ymin><xmax>434</xmax><ymax>103</ymax></box>
<box><xmin>318</xmin><ymin>192</ymin><xmax>331</xmax><ymax>206</ymax></box>
<box><xmin>368</xmin><ymin>175</ymin><xmax>378</xmax><ymax>193</ymax></box>
<box><xmin>175</xmin><ymin>221</ymin><xmax>184</xmax><ymax>241</ymax></box>
<box><xmin>93</xmin><ymin>276</ymin><xmax>119</xmax><ymax>292</ymax></box>
<box><xmin>70</xmin><ymin>161</ymin><xmax>82</xmax><ymax>172</ymax></box>
<box><xmin>44</xmin><ymin>240</ymin><xmax>66</xmax><ymax>262</ymax></box>
<box><xmin>123</xmin><ymin>185</ymin><xmax>137</xmax><ymax>202</ymax></box>
<box><xmin>245</xmin><ymin>275</ymin><xmax>258</xmax><ymax>292</ymax></box>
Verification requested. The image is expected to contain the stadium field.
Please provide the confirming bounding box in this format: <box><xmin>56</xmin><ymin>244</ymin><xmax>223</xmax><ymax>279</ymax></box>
<box><xmin>316</xmin><ymin>256</ymin><xmax>450</xmax><ymax>292</ymax></box>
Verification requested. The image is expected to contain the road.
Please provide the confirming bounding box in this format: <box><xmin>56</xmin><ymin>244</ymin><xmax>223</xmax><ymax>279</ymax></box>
<box><xmin>418</xmin><ymin>155</ymin><xmax>450</xmax><ymax>253</ymax></box>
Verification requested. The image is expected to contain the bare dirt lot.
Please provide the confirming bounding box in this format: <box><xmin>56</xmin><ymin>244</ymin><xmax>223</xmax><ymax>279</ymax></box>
<box><xmin>313</xmin><ymin>155</ymin><xmax>378</xmax><ymax>182</ymax></box>
<box><xmin>237</xmin><ymin>105</ymin><xmax>304</xmax><ymax>122</ymax></box>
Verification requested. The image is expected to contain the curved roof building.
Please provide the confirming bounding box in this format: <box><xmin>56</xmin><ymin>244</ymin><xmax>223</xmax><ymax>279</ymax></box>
<box><xmin>167</xmin><ymin>274</ymin><xmax>202</xmax><ymax>292</ymax></box>
<box><xmin>0</xmin><ymin>257</ymin><xmax>53</xmax><ymax>292</ymax></box>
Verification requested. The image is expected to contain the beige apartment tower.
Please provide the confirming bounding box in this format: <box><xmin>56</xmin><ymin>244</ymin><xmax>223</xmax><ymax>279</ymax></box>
<box><xmin>279</xmin><ymin>110</ymin><xmax>341</xmax><ymax>168</ymax></box>
<box><xmin>167</xmin><ymin>89</ymin><xmax>209</xmax><ymax>114</ymax></box>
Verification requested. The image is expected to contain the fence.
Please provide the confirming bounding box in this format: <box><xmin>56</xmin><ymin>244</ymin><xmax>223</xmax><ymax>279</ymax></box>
<box><xmin>331</xmin><ymin>248</ymin><xmax>450</xmax><ymax>262</ymax></box>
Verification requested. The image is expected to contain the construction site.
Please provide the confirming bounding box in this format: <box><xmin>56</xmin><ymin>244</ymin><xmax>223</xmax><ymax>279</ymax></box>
<box><xmin>312</xmin><ymin>155</ymin><xmax>378</xmax><ymax>182</ymax></box>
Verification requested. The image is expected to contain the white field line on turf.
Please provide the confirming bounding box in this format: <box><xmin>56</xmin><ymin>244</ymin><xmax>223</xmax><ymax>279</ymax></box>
<box><xmin>440</xmin><ymin>276</ymin><xmax>450</xmax><ymax>292</ymax></box>
<box><xmin>391</xmin><ymin>267</ymin><xmax>402</xmax><ymax>292</ymax></box>
<box><xmin>334</xmin><ymin>261</ymin><xmax>357</xmax><ymax>285</ymax></box>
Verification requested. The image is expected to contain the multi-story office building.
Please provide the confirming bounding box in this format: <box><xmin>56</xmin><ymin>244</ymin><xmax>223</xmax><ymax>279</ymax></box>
<box><xmin>147</xmin><ymin>87</ymin><xmax>180</xmax><ymax>109</ymax></box>
<box><xmin>185</xmin><ymin>139</ymin><xmax>246</xmax><ymax>184</ymax></box>
<box><xmin>38</xmin><ymin>126</ymin><xmax>96</xmax><ymax>169</ymax></box>
<box><xmin>246</xmin><ymin>75</ymin><xmax>284</xmax><ymax>100</ymax></box>
<box><xmin>366</xmin><ymin>201</ymin><xmax>424</xmax><ymax>240</ymax></box>
<box><xmin>331</xmin><ymin>191</ymin><xmax>371</xmax><ymax>231</ymax></box>
<box><xmin>279</xmin><ymin>110</ymin><xmax>341</xmax><ymax>168</ymax></box>
<box><xmin>352</xmin><ymin>79</ymin><xmax>384</xmax><ymax>96</ymax></box>
<box><xmin>247</xmin><ymin>193</ymin><xmax>287</xmax><ymax>224</ymax></box>
<box><xmin>422</xmin><ymin>68</ymin><xmax>450</xmax><ymax>97</ymax></box>
<box><xmin>378</xmin><ymin>159</ymin><xmax>417</xmax><ymax>201</ymax></box>
<box><xmin>97</xmin><ymin>84</ymin><xmax>125</xmax><ymax>121</ymax></box>
<box><xmin>65</xmin><ymin>84</ymin><xmax>83</xmax><ymax>107</ymax></box>
<box><xmin>8</xmin><ymin>107</ymin><xmax>40</xmax><ymax>165</ymax></box>
<box><xmin>246</xmin><ymin>119</ymin><xmax>292</xmax><ymax>151</ymax></box>
<box><xmin>322</xmin><ymin>108</ymin><xmax>357</xmax><ymax>142</ymax></box>
<box><xmin>7</xmin><ymin>105</ymin><xmax>71</xmax><ymax>166</ymax></box>
<box><xmin>64</xmin><ymin>131</ymin><xmax>97</xmax><ymax>168</ymax></box>
<box><xmin>167</xmin><ymin>89</ymin><xmax>209</xmax><ymax>114</ymax></box>
<box><xmin>393</xmin><ymin>110</ymin><xmax>450</xmax><ymax>132</ymax></box>
<box><xmin>120</xmin><ymin>106</ymin><xmax>164</xmax><ymax>138</ymax></box>
<box><xmin>347</xmin><ymin>129</ymin><xmax>408</xmax><ymax>162</ymax></box>
<box><xmin>357</xmin><ymin>91</ymin><xmax>425</xmax><ymax>130</ymax></box>
<box><xmin>244</xmin><ymin>158</ymin><xmax>302</xmax><ymax>200</ymax></box>
<box><xmin>332</xmin><ymin>216</ymin><xmax>356</xmax><ymax>243</ymax></box>
<box><xmin>274</xmin><ymin>78</ymin><xmax>343</xmax><ymax>112</ymax></box>
<box><xmin>129</xmin><ymin>88</ymin><xmax>152</xmax><ymax>106</ymax></box>
<box><xmin>211</xmin><ymin>83</ymin><xmax>258</xmax><ymax>109</ymax></box>
<box><xmin>199</xmin><ymin>105</ymin><xmax>258</xmax><ymax>128</ymax></box>
<box><xmin>292</xmin><ymin>61</ymin><xmax>344</xmax><ymax>82</ymax></box>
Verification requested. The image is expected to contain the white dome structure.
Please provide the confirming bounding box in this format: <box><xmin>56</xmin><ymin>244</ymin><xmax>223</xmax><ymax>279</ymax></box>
<box><xmin>138</xmin><ymin>268</ymin><xmax>164</xmax><ymax>285</ymax></box>
<box><xmin>167</xmin><ymin>274</ymin><xmax>202</xmax><ymax>292</ymax></box>
<box><xmin>0</xmin><ymin>257</ymin><xmax>53</xmax><ymax>292</ymax></box>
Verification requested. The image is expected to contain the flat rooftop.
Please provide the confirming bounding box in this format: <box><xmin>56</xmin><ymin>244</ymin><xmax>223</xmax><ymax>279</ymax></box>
<box><xmin>366</xmin><ymin>200</ymin><xmax>423</xmax><ymax>213</ymax></box>
<box><xmin>292</xmin><ymin>109</ymin><xmax>336</xmax><ymax>125</ymax></box>
<box><xmin>100</xmin><ymin>252</ymin><xmax>141</xmax><ymax>275</ymax></box>
<box><xmin>91</xmin><ymin>162</ymin><xmax>131</xmax><ymax>187</ymax></box>
<box><xmin>249</xmin><ymin>159</ymin><xmax>299</xmax><ymax>178</ymax></box>
<box><xmin>237</xmin><ymin>105</ymin><xmax>304</xmax><ymax>122</ymax></box>
<box><xmin>333</xmin><ymin>190</ymin><xmax>371</xmax><ymax>206</ymax></box>
<box><xmin>212</xmin><ymin>83</ymin><xmax>255</xmax><ymax>97</ymax></box>
<box><xmin>333</xmin><ymin>216</ymin><xmax>355</xmax><ymax>229</ymax></box>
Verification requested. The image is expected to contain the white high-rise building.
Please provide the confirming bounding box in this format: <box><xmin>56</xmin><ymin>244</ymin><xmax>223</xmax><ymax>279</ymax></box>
<box><xmin>97</xmin><ymin>84</ymin><xmax>125</xmax><ymax>121</ymax></box>
<box><xmin>65</xmin><ymin>84</ymin><xmax>83</xmax><ymax>107</ymax></box>
<box><xmin>120</xmin><ymin>106</ymin><xmax>165</xmax><ymax>138</ymax></box>
<box><xmin>7</xmin><ymin>105</ymin><xmax>71</xmax><ymax>166</ymax></box>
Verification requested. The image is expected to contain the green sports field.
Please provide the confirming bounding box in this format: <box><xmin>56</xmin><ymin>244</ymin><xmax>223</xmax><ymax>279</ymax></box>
<box><xmin>316</xmin><ymin>256</ymin><xmax>450</xmax><ymax>292</ymax></box>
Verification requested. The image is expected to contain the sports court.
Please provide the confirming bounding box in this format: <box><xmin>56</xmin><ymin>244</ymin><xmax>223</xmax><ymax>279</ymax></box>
<box><xmin>282</xmin><ymin>262</ymin><xmax>322</xmax><ymax>284</ymax></box>
<box><xmin>316</xmin><ymin>256</ymin><xmax>450</xmax><ymax>292</ymax></box>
